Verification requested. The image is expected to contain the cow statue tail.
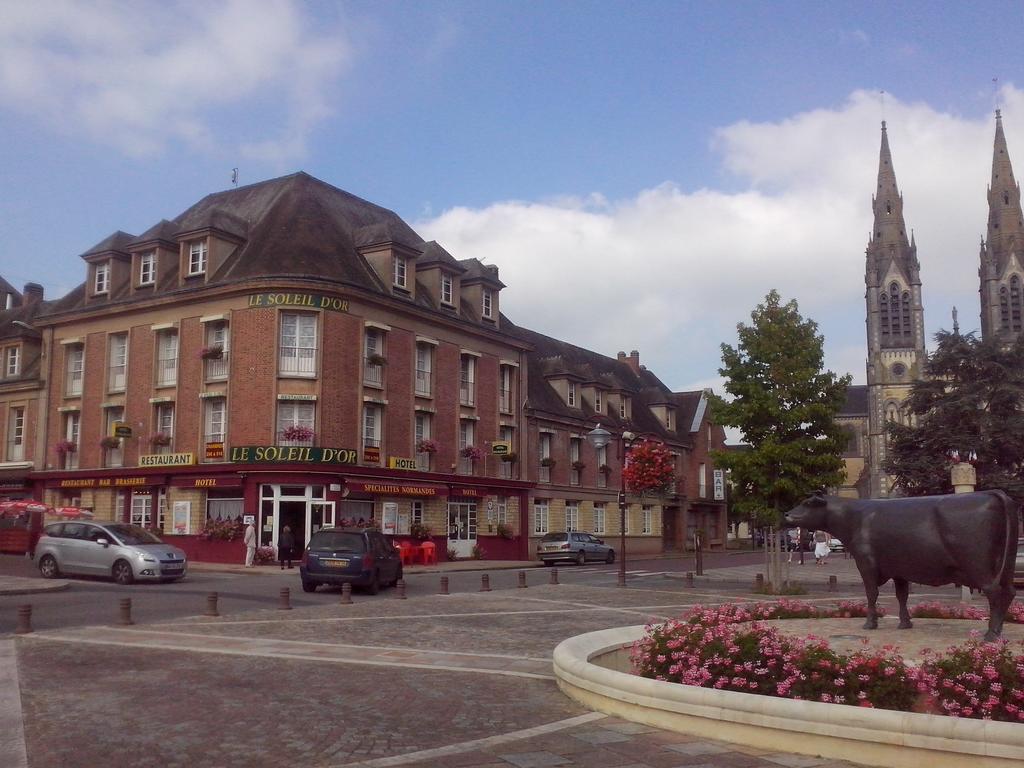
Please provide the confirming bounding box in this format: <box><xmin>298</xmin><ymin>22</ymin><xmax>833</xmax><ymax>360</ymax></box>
<box><xmin>994</xmin><ymin>490</ymin><xmax>1020</xmax><ymax>588</ymax></box>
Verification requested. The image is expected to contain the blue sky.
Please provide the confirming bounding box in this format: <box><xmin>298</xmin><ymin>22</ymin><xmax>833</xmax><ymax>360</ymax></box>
<box><xmin>3</xmin><ymin>1</ymin><xmax>1024</xmax><ymax>396</ymax></box>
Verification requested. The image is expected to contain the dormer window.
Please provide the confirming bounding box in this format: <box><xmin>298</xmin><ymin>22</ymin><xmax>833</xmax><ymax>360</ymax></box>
<box><xmin>567</xmin><ymin>382</ymin><xmax>576</xmax><ymax>407</ymax></box>
<box><xmin>441</xmin><ymin>273</ymin><xmax>453</xmax><ymax>305</ymax></box>
<box><xmin>482</xmin><ymin>288</ymin><xmax>493</xmax><ymax>319</ymax></box>
<box><xmin>94</xmin><ymin>262</ymin><xmax>110</xmax><ymax>294</ymax></box>
<box><xmin>188</xmin><ymin>240</ymin><xmax>208</xmax><ymax>276</ymax></box>
<box><xmin>4</xmin><ymin>346</ymin><xmax>19</xmax><ymax>378</ymax></box>
<box><xmin>393</xmin><ymin>255</ymin><xmax>407</xmax><ymax>289</ymax></box>
<box><xmin>619</xmin><ymin>397</ymin><xmax>629</xmax><ymax>419</ymax></box>
<box><xmin>666</xmin><ymin>410</ymin><xmax>674</xmax><ymax>431</ymax></box>
<box><xmin>594</xmin><ymin>390</ymin><xmax>603</xmax><ymax>413</ymax></box>
<box><xmin>139</xmin><ymin>251</ymin><xmax>156</xmax><ymax>286</ymax></box>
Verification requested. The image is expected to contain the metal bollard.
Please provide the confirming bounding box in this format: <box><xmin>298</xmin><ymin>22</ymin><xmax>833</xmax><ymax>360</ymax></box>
<box><xmin>755</xmin><ymin>573</ymin><xmax>765</xmax><ymax>591</ymax></box>
<box><xmin>518</xmin><ymin>570</ymin><xmax>527</xmax><ymax>588</ymax></box>
<box><xmin>685</xmin><ymin>572</ymin><xmax>694</xmax><ymax>588</ymax></box>
<box><xmin>439</xmin><ymin>575</ymin><xmax>449</xmax><ymax>595</ymax></box>
<box><xmin>480</xmin><ymin>573</ymin><xmax>491</xmax><ymax>592</ymax></box>
<box><xmin>828</xmin><ymin>574</ymin><xmax>837</xmax><ymax>592</ymax></box>
<box><xmin>278</xmin><ymin>587</ymin><xmax>292</xmax><ymax>611</ymax></box>
<box><xmin>205</xmin><ymin>592</ymin><xmax>219</xmax><ymax>617</ymax></box>
<box><xmin>550</xmin><ymin>567</ymin><xmax>559</xmax><ymax>585</ymax></box>
<box><xmin>339</xmin><ymin>582</ymin><xmax>353</xmax><ymax>604</ymax></box>
<box><xmin>118</xmin><ymin>597</ymin><xmax>134</xmax><ymax>626</ymax></box>
<box><xmin>396</xmin><ymin>579</ymin><xmax>407</xmax><ymax>599</ymax></box>
<box><xmin>15</xmin><ymin>605</ymin><xmax>32</xmax><ymax>635</ymax></box>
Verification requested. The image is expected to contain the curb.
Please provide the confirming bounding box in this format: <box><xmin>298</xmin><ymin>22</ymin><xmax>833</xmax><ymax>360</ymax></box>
<box><xmin>0</xmin><ymin>581</ymin><xmax>70</xmax><ymax>596</ymax></box>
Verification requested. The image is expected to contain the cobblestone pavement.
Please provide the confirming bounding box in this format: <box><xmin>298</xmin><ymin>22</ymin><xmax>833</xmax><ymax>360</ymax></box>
<box><xmin>8</xmin><ymin>566</ymin><xmax>946</xmax><ymax>768</ymax></box>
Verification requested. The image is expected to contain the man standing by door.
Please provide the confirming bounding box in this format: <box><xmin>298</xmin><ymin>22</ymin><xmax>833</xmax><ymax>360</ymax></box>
<box><xmin>244</xmin><ymin>519</ymin><xmax>257</xmax><ymax>567</ymax></box>
<box><xmin>279</xmin><ymin>525</ymin><xmax>295</xmax><ymax>569</ymax></box>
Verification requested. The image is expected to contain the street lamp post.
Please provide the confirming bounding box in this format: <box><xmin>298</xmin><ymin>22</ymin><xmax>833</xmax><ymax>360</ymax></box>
<box><xmin>587</xmin><ymin>424</ymin><xmax>634</xmax><ymax>588</ymax></box>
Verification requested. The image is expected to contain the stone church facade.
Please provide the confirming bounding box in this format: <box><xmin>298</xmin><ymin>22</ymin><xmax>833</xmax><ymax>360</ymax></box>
<box><xmin>839</xmin><ymin>112</ymin><xmax>1024</xmax><ymax>498</ymax></box>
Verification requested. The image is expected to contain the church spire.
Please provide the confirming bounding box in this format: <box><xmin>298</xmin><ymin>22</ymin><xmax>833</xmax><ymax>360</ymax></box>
<box><xmin>871</xmin><ymin>121</ymin><xmax>911</xmax><ymax>252</ymax></box>
<box><xmin>986</xmin><ymin>109</ymin><xmax>1024</xmax><ymax>248</ymax></box>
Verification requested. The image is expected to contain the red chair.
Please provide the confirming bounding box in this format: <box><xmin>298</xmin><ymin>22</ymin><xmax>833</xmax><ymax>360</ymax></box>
<box><xmin>419</xmin><ymin>541</ymin><xmax>437</xmax><ymax>565</ymax></box>
<box><xmin>398</xmin><ymin>540</ymin><xmax>415</xmax><ymax>566</ymax></box>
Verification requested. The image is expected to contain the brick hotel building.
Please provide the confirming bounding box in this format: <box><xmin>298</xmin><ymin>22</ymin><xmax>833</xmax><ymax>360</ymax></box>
<box><xmin>0</xmin><ymin>173</ymin><xmax>726</xmax><ymax>561</ymax></box>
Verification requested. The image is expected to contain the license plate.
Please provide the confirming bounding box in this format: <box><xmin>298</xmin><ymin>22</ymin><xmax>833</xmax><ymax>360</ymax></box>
<box><xmin>162</xmin><ymin>565</ymin><xmax>184</xmax><ymax>572</ymax></box>
<box><xmin>323</xmin><ymin>559</ymin><xmax>349</xmax><ymax>568</ymax></box>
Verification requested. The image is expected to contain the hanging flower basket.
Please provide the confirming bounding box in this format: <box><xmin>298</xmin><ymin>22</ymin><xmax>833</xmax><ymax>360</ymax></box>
<box><xmin>416</xmin><ymin>439</ymin><xmax>439</xmax><ymax>454</ymax></box>
<box><xmin>540</xmin><ymin>456</ymin><xmax>556</xmax><ymax>468</ymax></box>
<box><xmin>199</xmin><ymin>345</ymin><xmax>224</xmax><ymax>360</ymax></box>
<box><xmin>500</xmin><ymin>451</ymin><xmax>518</xmax><ymax>463</ymax></box>
<box><xmin>282</xmin><ymin>425</ymin><xmax>315</xmax><ymax>442</ymax></box>
<box><xmin>366</xmin><ymin>353</ymin><xmax>387</xmax><ymax>367</ymax></box>
<box><xmin>599</xmin><ymin>463</ymin><xmax>612</xmax><ymax>474</ymax></box>
<box><xmin>150</xmin><ymin>433</ymin><xmax>172</xmax><ymax>447</ymax></box>
<box><xmin>460</xmin><ymin>445</ymin><xmax>484</xmax><ymax>462</ymax></box>
<box><xmin>622</xmin><ymin>439</ymin><xmax>675</xmax><ymax>496</ymax></box>
<box><xmin>55</xmin><ymin>440</ymin><xmax>77</xmax><ymax>455</ymax></box>
<box><xmin>99</xmin><ymin>436</ymin><xmax>121</xmax><ymax>450</ymax></box>
<box><xmin>571</xmin><ymin>460</ymin><xmax>587</xmax><ymax>471</ymax></box>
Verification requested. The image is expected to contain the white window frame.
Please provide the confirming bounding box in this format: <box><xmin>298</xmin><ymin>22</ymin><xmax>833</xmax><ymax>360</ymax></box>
<box><xmin>66</xmin><ymin>345</ymin><xmax>84</xmax><ymax>396</ymax></box>
<box><xmin>619</xmin><ymin>397</ymin><xmax>627</xmax><ymax>419</ymax></box>
<box><xmin>4</xmin><ymin>346</ymin><xmax>19</xmax><ymax>378</ymax></box>
<box><xmin>415</xmin><ymin>344</ymin><xmax>432</xmax><ymax>397</ymax></box>
<box><xmin>364</xmin><ymin>328</ymin><xmax>384</xmax><ymax>386</ymax></box>
<box><xmin>460</xmin><ymin>355</ymin><xmax>475</xmax><ymax>406</ymax></box>
<box><xmin>597</xmin><ymin>445</ymin><xmax>608</xmax><ymax>488</ymax></box>
<box><xmin>482</xmin><ymin>288</ymin><xmax>493</xmax><ymax>318</ymax></box>
<box><xmin>495</xmin><ymin>496</ymin><xmax>509</xmax><ymax>526</ymax></box>
<box><xmin>565</xmin><ymin>502</ymin><xmax>579</xmax><ymax>532</ymax></box>
<box><xmin>533</xmin><ymin>500</ymin><xmax>549</xmax><ymax>535</ymax></box>
<box><xmin>204</xmin><ymin>398</ymin><xmax>226</xmax><ymax>462</ymax></box>
<box><xmin>393</xmin><ymin>255</ymin><xmax>407</xmax><ymax>288</ymax></box>
<box><xmin>279</xmin><ymin>313</ymin><xmax>317</xmax><ymax>377</ymax></box>
<box><xmin>130</xmin><ymin>494</ymin><xmax>152</xmax><ymax>527</ymax></box>
<box><xmin>623</xmin><ymin>507</ymin><xmax>630</xmax><ymax>535</ymax></box>
<box><xmin>441</xmin><ymin>273</ymin><xmax>453</xmax><ymax>305</ymax></box>
<box><xmin>499</xmin><ymin>365</ymin><xmax>513</xmax><ymax>412</ymax></box>
<box><xmin>104</xmin><ymin>407</ymin><xmax>124</xmax><ymax>468</ymax></box>
<box><xmin>156</xmin><ymin>330</ymin><xmax>178</xmax><ymax>387</ymax></box>
<box><xmin>188</xmin><ymin>240</ymin><xmax>208</xmax><ymax>276</ymax></box>
<box><xmin>277</xmin><ymin>401</ymin><xmax>316</xmax><ymax>446</ymax></box>
<box><xmin>7</xmin><ymin>406</ymin><xmax>24</xmax><ymax>462</ymax></box>
<box><xmin>139</xmin><ymin>251</ymin><xmax>156</xmax><ymax>286</ymax></box>
<box><xmin>94</xmin><ymin>262</ymin><xmax>110</xmax><ymax>294</ymax></box>
<box><xmin>567</xmin><ymin>382</ymin><xmax>576</xmax><ymax>407</ymax></box>
<box><xmin>699</xmin><ymin>462</ymin><xmax>707</xmax><ymax>498</ymax></box>
<box><xmin>205</xmin><ymin>321</ymin><xmax>230</xmax><ymax>380</ymax></box>
<box><xmin>593</xmin><ymin>503</ymin><xmax>606</xmax><ymax>534</ymax></box>
<box><xmin>642</xmin><ymin>505</ymin><xmax>653</xmax><ymax>535</ymax></box>
<box><xmin>63</xmin><ymin>412</ymin><xmax>80</xmax><ymax>469</ymax></box>
<box><xmin>570</xmin><ymin>437</ymin><xmax>581</xmax><ymax>486</ymax></box>
<box><xmin>458</xmin><ymin>418</ymin><xmax>475</xmax><ymax>474</ymax></box>
<box><xmin>108</xmin><ymin>333</ymin><xmax>127</xmax><ymax>393</ymax></box>
<box><xmin>499</xmin><ymin>425</ymin><xmax>514</xmax><ymax>479</ymax></box>
<box><xmin>415</xmin><ymin>412</ymin><xmax>431</xmax><ymax>470</ymax></box>
<box><xmin>411</xmin><ymin>500</ymin><xmax>424</xmax><ymax>527</ymax></box>
<box><xmin>154</xmin><ymin>403</ymin><xmax>174</xmax><ymax>452</ymax></box>
<box><xmin>362</xmin><ymin>404</ymin><xmax>382</xmax><ymax>459</ymax></box>
<box><xmin>595</xmin><ymin>390</ymin><xmax>602</xmax><ymax>414</ymax></box>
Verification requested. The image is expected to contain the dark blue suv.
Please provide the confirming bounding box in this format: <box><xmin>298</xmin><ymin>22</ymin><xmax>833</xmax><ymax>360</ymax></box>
<box><xmin>299</xmin><ymin>527</ymin><xmax>402</xmax><ymax>594</ymax></box>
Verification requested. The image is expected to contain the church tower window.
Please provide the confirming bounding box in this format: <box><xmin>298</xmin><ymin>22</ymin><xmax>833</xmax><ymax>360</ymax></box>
<box><xmin>1012</xmin><ymin>275</ymin><xmax>1023</xmax><ymax>332</ymax></box>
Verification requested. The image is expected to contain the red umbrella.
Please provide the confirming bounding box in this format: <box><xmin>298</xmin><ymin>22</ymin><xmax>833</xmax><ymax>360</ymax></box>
<box><xmin>54</xmin><ymin>507</ymin><xmax>94</xmax><ymax>519</ymax></box>
<box><xmin>0</xmin><ymin>500</ymin><xmax>50</xmax><ymax>518</ymax></box>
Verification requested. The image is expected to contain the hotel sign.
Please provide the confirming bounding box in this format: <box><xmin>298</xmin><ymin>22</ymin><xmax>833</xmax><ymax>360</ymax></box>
<box><xmin>229</xmin><ymin>445</ymin><xmax>358</xmax><ymax>465</ymax></box>
<box><xmin>139</xmin><ymin>452</ymin><xmax>195</xmax><ymax>467</ymax></box>
<box><xmin>388</xmin><ymin>456</ymin><xmax>418</xmax><ymax>470</ymax></box>
<box><xmin>248</xmin><ymin>292</ymin><xmax>350</xmax><ymax>313</ymax></box>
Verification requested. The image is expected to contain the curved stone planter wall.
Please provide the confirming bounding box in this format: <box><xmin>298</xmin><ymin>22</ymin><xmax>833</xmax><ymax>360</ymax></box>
<box><xmin>552</xmin><ymin>626</ymin><xmax>1024</xmax><ymax>768</ymax></box>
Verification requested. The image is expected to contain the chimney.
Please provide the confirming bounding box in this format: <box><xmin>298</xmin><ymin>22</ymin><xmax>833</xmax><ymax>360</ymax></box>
<box><xmin>617</xmin><ymin>351</ymin><xmax>627</xmax><ymax>363</ymax></box>
<box><xmin>22</xmin><ymin>283</ymin><xmax>43</xmax><ymax>305</ymax></box>
<box><xmin>626</xmin><ymin>350</ymin><xmax>641</xmax><ymax>374</ymax></box>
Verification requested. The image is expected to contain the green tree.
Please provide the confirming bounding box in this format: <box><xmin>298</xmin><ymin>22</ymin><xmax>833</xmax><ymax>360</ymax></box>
<box><xmin>885</xmin><ymin>330</ymin><xmax>1024</xmax><ymax>499</ymax></box>
<box><xmin>710</xmin><ymin>290</ymin><xmax>851</xmax><ymax>526</ymax></box>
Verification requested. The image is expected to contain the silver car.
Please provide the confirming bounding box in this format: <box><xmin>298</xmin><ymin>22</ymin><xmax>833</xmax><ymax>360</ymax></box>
<box><xmin>537</xmin><ymin>531</ymin><xmax>615</xmax><ymax>566</ymax></box>
<box><xmin>36</xmin><ymin>521</ymin><xmax>187</xmax><ymax>584</ymax></box>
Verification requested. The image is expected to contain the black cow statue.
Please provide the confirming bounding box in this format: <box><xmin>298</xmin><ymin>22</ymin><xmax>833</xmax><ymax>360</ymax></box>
<box><xmin>784</xmin><ymin>490</ymin><xmax>1019</xmax><ymax>640</ymax></box>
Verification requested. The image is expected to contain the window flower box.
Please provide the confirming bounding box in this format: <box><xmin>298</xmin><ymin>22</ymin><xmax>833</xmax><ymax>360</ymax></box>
<box><xmin>150</xmin><ymin>433</ymin><xmax>172</xmax><ymax>447</ymax></box>
<box><xmin>55</xmin><ymin>440</ymin><xmax>77</xmax><ymax>455</ymax></box>
<box><xmin>460</xmin><ymin>445</ymin><xmax>484</xmax><ymax>462</ymax></box>
<box><xmin>540</xmin><ymin>456</ymin><xmax>556</xmax><ymax>468</ymax></box>
<box><xmin>571</xmin><ymin>460</ymin><xmax>586</xmax><ymax>471</ymax></box>
<box><xmin>500</xmin><ymin>451</ymin><xmax>518</xmax><ymax>463</ymax></box>
<box><xmin>366</xmin><ymin>353</ymin><xmax>387</xmax><ymax>367</ymax></box>
<box><xmin>99</xmin><ymin>436</ymin><xmax>121</xmax><ymax>450</ymax></box>
<box><xmin>282</xmin><ymin>425</ymin><xmax>315</xmax><ymax>442</ymax></box>
<box><xmin>599</xmin><ymin>463</ymin><xmax>612</xmax><ymax>474</ymax></box>
<box><xmin>416</xmin><ymin>439</ymin><xmax>439</xmax><ymax>454</ymax></box>
<box><xmin>199</xmin><ymin>345</ymin><xmax>224</xmax><ymax>360</ymax></box>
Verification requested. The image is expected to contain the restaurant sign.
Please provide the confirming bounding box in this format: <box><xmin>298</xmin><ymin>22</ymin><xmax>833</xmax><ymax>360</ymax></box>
<box><xmin>346</xmin><ymin>480</ymin><xmax>448</xmax><ymax>497</ymax></box>
<box><xmin>490</xmin><ymin>441</ymin><xmax>511</xmax><ymax>455</ymax></box>
<box><xmin>229</xmin><ymin>445</ymin><xmax>358</xmax><ymax>465</ymax></box>
<box><xmin>49</xmin><ymin>476</ymin><xmax>157</xmax><ymax>489</ymax></box>
<box><xmin>139</xmin><ymin>452</ymin><xmax>195</xmax><ymax>467</ymax></box>
<box><xmin>205</xmin><ymin>442</ymin><xmax>225</xmax><ymax>460</ymax></box>
<box><xmin>248</xmin><ymin>292</ymin><xmax>350</xmax><ymax>313</ymax></box>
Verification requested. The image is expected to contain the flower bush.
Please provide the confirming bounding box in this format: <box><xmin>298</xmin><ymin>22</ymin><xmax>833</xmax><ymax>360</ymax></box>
<box><xmin>460</xmin><ymin>445</ymin><xmax>484</xmax><ymax>462</ymax></box>
<box><xmin>366</xmin><ymin>353</ymin><xmax>387</xmax><ymax>366</ymax></box>
<box><xmin>416</xmin><ymin>439</ymin><xmax>438</xmax><ymax>454</ymax></box>
<box><xmin>470</xmin><ymin>543</ymin><xmax>486</xmax><ymax>560</ymax></box>
<box><xmin>409</xmin><ymin>521</ymin><xmax>432</xmax><ymax>540</ymax></box>
<box><xmin>54</xmin><ymin>440</ymin><xmax>77</xmax><ymax>454</ymax></box>
<box><xmin>150</xmin><ymin>433</ymin><xmax>172</xmax><ymax>447</ymax></box>
<box><xmin>910</xmin><ymin>601</ymin><xmax>988</xmax><ymax>620</ymax></box>
<box><xmin>254</xmin><ymin>545</ymin><xmax>276</xmax><ymax>565</ymax></box>
<box><xmin>496</xmin><ymin>521</ymin><xmax>514</xmax><ymax>539</ymax></box>
<box><xmin>622</xmin><ymin>439</ymin><xmax>675</xmax><ymax>495</ymax></box>
<box><xmin>631</xmin><ymin>600</ymin><xmax>1024</xmax><ymax>721</ymax></box>
<box><xmin>282</xmin><ymin>425</ymin><xmax>315</xmax><ymax>442</ymax></box>
<box><xmin>99</xmin><ymin>436</ymin><xmax>121</xmax><ymax>450</ymax></box>
<box><xmin>201</xmin><ymin>518</ymin><xmax>244</xmax><ymax>541</ymax></box>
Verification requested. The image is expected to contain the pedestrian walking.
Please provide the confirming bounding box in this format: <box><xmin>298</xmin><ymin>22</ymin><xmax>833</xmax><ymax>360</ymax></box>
<box><xmin>279</xmin><ymin>525</ymin><xmax>295</xmax><ymax>569</ymax></box>
<box><xmin>243</xmin><ymin>520</ymin><xmax>257</xmax><ymax>567</ymax></box>
<box><xmin>813</xmin><ymin>529</ymin><xmax>830</xmax><ymax>566</ymax></box>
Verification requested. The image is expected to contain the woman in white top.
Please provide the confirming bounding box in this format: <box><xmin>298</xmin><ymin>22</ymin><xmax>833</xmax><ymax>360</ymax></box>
<box><xmin>813</xmin><ymin>530</ymin><xmax>830</xmax><ymax>565</ymax></box>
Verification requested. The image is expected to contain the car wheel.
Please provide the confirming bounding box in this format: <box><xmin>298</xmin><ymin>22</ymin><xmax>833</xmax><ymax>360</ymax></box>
<box><xmin>392</xmin><ymin>563</ymin><xmax>404</xmax><ymax>587</ymax></box>
<box><xmin>112</xmin><ymin>559</ymin><xmax>135</xmax><ymax>585</ymax></box>
<box><xmin>301</xmin><ymin>580</ymin><xmax>318</xmax><ymax>593</ymax></box>
<box><xmin>605</xmin><ymin>550</ymin><xmax>615</xmax><ymax>564</ymax></box>
<box><xmin>542</xmin><ymin>560</ymin><xmax>554</xmax><ymax>566</ymax></box>
<box><xmin>38</xmin><ymin>555</ymin><xmax>60</xmax><ymax>579</ymax></box>
<box><xmin>576</xmin><ymin>550</ymin><xmax>586</xmax><ymax>566</ymax></box>
<box><xmin>365</xmin><ymin>570</ymin><xmax>380</xmax><ymax>595</ymax></box>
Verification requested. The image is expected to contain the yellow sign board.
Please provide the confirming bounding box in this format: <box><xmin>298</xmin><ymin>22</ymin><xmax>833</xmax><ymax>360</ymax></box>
<box><xmin>491</xmin><ymin>441</ymin><xmax>511</xmax><ymax>455</ymax></box>
<box><xmin>388</xmin><ymin>456</ymin><xmax>418</xmax><ymax>470</ymax></box>
<box><xmin>139</xmin><ymin>453</ymin><xmax>196</xmax><ymax>467</ymax></box>
<box><xmin>112</xmin><ymin>422</ymin><xmax>133</xmax><ymax>438</ymax></box>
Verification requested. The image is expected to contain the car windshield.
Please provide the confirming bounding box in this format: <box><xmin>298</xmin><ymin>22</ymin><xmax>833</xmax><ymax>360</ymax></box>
<box><xmin>310</xmin><ymin>531</ymin><xmax>366</xmax><ymax>553</ymax></box>
<box><xmin>541</xmin><ymin>533</ymin><xmax>568</xmax><ymax>542</ymax></box>
<box><xmin>103</xmin><ymin>524</ymin><xmax>164</xmax><ymax>545</ymax></box>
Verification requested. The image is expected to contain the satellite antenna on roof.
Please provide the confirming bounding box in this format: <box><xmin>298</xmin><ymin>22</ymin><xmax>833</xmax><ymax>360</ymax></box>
<box><xmin>231</xmin><ymin>168</ymin><xmax>239</xmax><ymax>187</ymax></box>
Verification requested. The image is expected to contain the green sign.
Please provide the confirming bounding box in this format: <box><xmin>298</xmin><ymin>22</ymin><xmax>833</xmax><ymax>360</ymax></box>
<box><xmin>491</xmin><ymin>441</ymin><xmax>511</xmax><ymax>455</ymax></box>
<box><xmin>229</xmin><ymin>445</ymin><xmax>358</xmax><ymax>465</ymax></box>
<box><xmin>247</xmin><ymin>292</ymin><xmax>349</xmax><ymax>312</ymax></box>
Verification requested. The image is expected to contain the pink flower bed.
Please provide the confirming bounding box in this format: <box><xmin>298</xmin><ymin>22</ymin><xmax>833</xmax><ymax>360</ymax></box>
<box><xmin>631</xmin><ymin>600</ymin><xmax>1024</xmax><ymax>722</ymax></box>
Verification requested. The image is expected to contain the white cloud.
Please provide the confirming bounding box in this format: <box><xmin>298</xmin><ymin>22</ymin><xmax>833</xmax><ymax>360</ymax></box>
<box><xmin>0</xmin><ymin>0</ymin><xmax>349</xmax><ymax>160</ymax></box>
<box><xmin>418</xmin><ymin>88</ymin><xmax>1022</xmax><ymax>392</ymax></box>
